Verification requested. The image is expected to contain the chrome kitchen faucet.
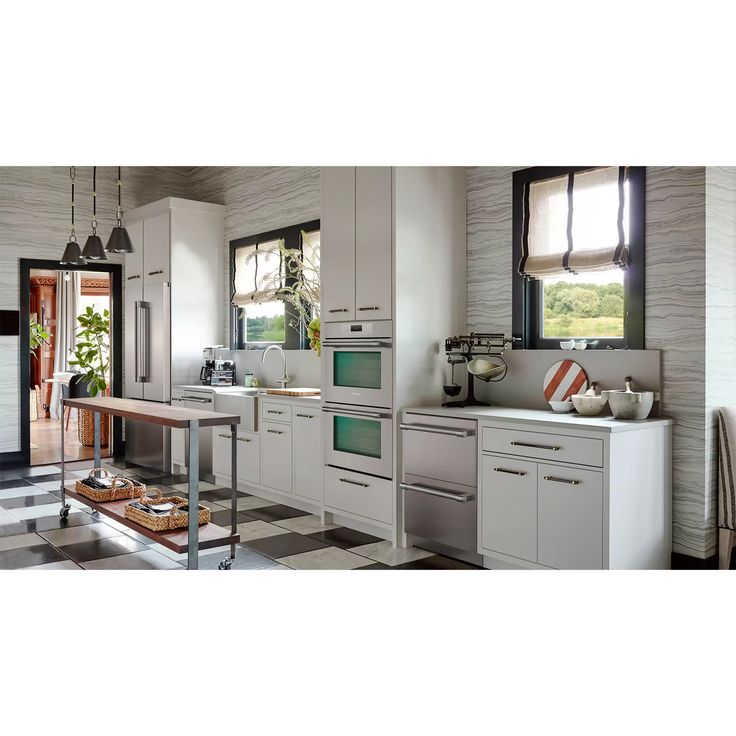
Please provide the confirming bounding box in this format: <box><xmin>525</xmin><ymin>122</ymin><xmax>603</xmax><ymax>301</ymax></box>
<box><xmin>262</xmin><ymin>345</ymin><xmax>291</xmax><ymax>388</ymax></box>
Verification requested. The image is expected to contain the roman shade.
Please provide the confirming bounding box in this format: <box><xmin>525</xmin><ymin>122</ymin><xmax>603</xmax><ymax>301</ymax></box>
<box><xmin>231</xmin><ymin>239</ymin><xmax>284</xmax><ymax>306</ymax></box>
<box><xmin>518</xmin><ymin>166</ymin><xmax>630</xmax><ymax>280</ymax></box>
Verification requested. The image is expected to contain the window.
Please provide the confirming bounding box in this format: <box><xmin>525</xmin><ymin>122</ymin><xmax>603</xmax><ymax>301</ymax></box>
<box><xmin>230</xmin><ymin>220</ymin><xmax>320</xmax><ymax>349</ymax></box>
<box><xmin>512</xmin><ymin>167</ymin><xmax>645</xmax><ymax>349</ymax></box>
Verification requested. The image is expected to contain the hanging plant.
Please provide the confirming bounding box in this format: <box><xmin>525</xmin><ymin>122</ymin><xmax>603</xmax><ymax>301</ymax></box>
<box><xmin>68</xmin><ymin>306</ymin><xmax>110</xmax><ymax>397</ymax></box>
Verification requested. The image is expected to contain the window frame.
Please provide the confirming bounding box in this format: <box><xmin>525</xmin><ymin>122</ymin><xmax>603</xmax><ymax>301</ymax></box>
<box><xmin>229</xmin><ymin>219</ymin><xmax>320</xmax><ymax>350</ymax></box>
<box><xmin>511</xmin><ymin>166</ymin><xmax>645</xmax><ymax>350</ymax></box>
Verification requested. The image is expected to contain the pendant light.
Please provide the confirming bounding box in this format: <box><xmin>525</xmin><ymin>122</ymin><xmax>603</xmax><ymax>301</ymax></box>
<box><xmin>105</xmin><ymin>166</ymin><xmax>134</xmax><ymax>254</ymax></box>
<box><xmin>82</xmin><ymin>166</ymin><xmax>107</xmax><ymax>260</ymax></box>
<box><xmin>60</xmin><ymin>166</ymin><xmax>86</xmax><ymax>266</ymax></box>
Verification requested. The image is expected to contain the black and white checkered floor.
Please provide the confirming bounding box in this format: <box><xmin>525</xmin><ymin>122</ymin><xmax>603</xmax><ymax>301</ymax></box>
<box><xmin>0</xmin><ymin>460</ymin><xmax>483</xmax><ymax>570</ymax></box>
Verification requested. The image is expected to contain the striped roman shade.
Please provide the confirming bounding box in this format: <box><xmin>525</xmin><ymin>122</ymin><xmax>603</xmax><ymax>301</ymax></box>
<box><xmin>718</xmin><ymin>408</ymin><xmax>736</xmax><ymax>530</ymax></box>
<box><xmin>518</xmin><ymin>166</ymin><xmax>630</xmax><ymax>280</ymax></box>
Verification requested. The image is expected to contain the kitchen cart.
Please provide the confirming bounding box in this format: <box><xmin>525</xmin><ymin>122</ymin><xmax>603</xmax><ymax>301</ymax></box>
<box><xmin>59</xmin><ymin>396</ymin><xmax>241</xmax><ymax>570</ymax></box>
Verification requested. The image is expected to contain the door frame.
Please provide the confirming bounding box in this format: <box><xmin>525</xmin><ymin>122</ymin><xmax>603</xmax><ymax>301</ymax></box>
<box><xmin>19</xmin><ymin>258</ymin><xmax>124</xmax><ymax>466</ymax></box>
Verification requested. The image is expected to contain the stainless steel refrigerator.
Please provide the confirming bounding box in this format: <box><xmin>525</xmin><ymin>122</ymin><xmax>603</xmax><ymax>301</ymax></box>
<box><xmin>122</xmin><ymin>198</ymin><xmax>225</xmax><ymax>472</ymax></box>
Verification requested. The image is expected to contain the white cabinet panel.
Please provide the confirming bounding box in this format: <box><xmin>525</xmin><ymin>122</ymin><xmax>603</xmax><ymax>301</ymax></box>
<box><xmin>321</xmin><ymin>167</ymin><xmax>356</xmax><ymax>322</ymax></box>
<box><xmin>124</xmin><ymin>283</ymin><xmax>143</xmax><ymax>400</ymax></box>
<box><xmin>125</xmin><ymin>220</ymin><xmax>144</xmax><ymax>282</ymax></box>
<box><xmin>261</xmin><ymin>420</ymin><xmax>293</xmax><ymax>493</ymax></box>
<box><xmin>293</xmin><ymin>408</ymin><xmax>323</xmax><ymax>502</ymax></box>
<box><xmin>215</xmin><ymin>430</ymin><xmax>261</xmax><ymax>487</ymax></box>
<box><xmin>355</xmin><ymin>167</ymin><xmax>392</xmax><ymax>320</ymax></box>
<box><xmin>171</xmin><ymin>426</ymin><xmax>185</xmax><ymax>469</ymax></box>
<box><xmin>260</xmin><ymin>401</ymin><xmax>292</xmax><ymax>423</ymax></box>
<box><xmin>324</xmin><ymin>465</ymin><xmax>393</xmax><ymax>524</ymax></box>
<box><xmin>480</xmin><ymin>455</ymin><xmax>538</xmax><ymax>562</ymax></box>
<box><xmin>143</xmin><ymin>212</ymin><xmax>170</xmax><ymax>283</ymax></box>
<box><xmin>537</xmin><ymin>464</ymin><xmax>603</xmax><ymax>570</ymax></box>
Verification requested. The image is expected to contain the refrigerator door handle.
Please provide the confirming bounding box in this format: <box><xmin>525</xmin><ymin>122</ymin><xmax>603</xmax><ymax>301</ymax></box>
<box><xmin>134</xmin><ymin>301</ymin><xmax>142</xmax><ymax>382</ymax></box>
<box><xmin>137</xmin><ymin>301</ymin><xmax>150</xmax><ymax>382</ymax></box>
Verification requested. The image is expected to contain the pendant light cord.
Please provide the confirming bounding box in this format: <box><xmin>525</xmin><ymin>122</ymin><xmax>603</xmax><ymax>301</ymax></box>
<box><xmin>91</xmin><ymin>166</ymin><xmax>98</xmax><ymax>234</ymax></box>
<box><xmin>116</xmin><ymin>166</ymin><xmax>123</xmax><ymax>226</ymax></box>
<box><xmin>69</xmin><ymin>166</ymin><xmax>77</xmax><ymax>242</ymax></box>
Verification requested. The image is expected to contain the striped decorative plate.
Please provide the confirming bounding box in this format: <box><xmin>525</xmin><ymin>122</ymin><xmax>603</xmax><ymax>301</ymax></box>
<box><xmin>543</xmin><ymin>360</ymin><xmax>588</xmax><ymax>402</ymax></box>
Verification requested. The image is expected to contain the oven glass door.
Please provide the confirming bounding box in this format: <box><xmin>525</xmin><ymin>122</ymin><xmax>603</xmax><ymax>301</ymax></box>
<box><xmin>323</xmin><ymin>343</ymin><xmax>392</xmax><ymax>408</ymax></box>
<box><xmin>324</xmin><ymin>406</ymin><xmax>393</xmax><ymax>478</ymax></box>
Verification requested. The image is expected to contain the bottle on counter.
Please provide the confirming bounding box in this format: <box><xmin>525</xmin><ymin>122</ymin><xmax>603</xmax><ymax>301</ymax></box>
<box><xmin>244</xmin><ymin>370</ymin><xmax>254</xmax><ymax>387</ymax></box>
<box><xmin>250</xmin><ymin>375</ymin><xmax>261</xmax><ymax>388</ymax></box>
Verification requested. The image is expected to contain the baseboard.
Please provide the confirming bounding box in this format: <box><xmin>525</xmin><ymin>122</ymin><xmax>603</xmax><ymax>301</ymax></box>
<box><xmin>671</xmin><ymin>551</ymin><xmax>719</xmax><ymax>569</ymax></box>
<box><xmin>0</xmin><ymin>450</ymin><xmax>29</xmax><ymax>471</ymax></box>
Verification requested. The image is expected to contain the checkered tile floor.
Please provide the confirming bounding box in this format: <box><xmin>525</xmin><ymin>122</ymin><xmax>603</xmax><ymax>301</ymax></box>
<box><xmin>0</xmin><ymin>460</ymin><xmax>483</xmax><ymax>570</ymax></box>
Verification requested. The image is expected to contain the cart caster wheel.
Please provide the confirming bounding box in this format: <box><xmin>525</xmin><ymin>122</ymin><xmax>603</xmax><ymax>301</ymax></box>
<box><xmin>59</xmin><ymin>506</ymin><xmax>70</xmax><ymax>519</ymax></box>
<box><xmin>218</xmin><ymin>558</ymin><xmax>233</xmax><ymax>570</ymax></box>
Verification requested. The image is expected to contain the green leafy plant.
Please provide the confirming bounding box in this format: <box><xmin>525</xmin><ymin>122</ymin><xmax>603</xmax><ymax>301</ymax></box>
<box><xmin>68</xmin><ymin>306</ymin><xmax>110</xmax><ymax>397</ymax></box>
<box><xmin>29</xmin><ymin>318</ymin><xmax>51</xmax><ymax>360</ymax></box>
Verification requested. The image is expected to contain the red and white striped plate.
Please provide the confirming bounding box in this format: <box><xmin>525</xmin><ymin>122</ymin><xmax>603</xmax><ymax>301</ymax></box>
<box><xmin>543</xmin><ymin>360</ymin><xmax>588</xmax><ymax>402</ymax></box>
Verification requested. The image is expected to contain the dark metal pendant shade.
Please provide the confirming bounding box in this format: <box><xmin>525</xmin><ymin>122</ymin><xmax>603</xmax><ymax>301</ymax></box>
<box><xmin>60</xmin><ymin>240</ymin><xmax>86</xmax><ymax>266</ymax></box>
<box><xmin>106</xmin><ymin>226</ymin><xmax>133</xmax><ymax>254</ymax></box>
<box><xmin>82</xmin><ymin>233</ymin><xmax>107</xmax><ymax>260</ymax></box>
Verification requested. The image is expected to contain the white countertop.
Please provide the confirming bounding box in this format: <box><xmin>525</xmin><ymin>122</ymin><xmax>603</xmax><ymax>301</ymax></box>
<box><xmin>173</xmin><ymin>385</ymin><xmax>322</xmax><ymax>405</ymax></box>
<box><xmin>402</xmin><ymin>404</ymin><xmax>673</xmax><ymax>434</ymax></box>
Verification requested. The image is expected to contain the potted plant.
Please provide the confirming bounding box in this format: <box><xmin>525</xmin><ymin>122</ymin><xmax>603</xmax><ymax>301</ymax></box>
<box><xmin>29</xmin><ymin>317</ymin><xmax>51</xmax><ymax>421</ymax></box>
<box><xmin>69</xmin><ymin>306</ymin><xmax>110</xmax><ymax>446</ymax></box>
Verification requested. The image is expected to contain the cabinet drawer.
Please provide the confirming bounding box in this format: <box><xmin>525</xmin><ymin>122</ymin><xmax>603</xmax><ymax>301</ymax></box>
<box><xmin>261</xmin><ymin>401</ymin><xmax>292</xmax><ymax>423</ymax></box>
<box><xmin>261</xmin><ymin>421</ymin><xmax>292</xmax><ymax>493</ymax></box>
<box><xmin>482</xmin><ymin>426</ymin><xmax>603</xmax><ymax>468</ymax></box>
<box><xmin>324</xmin><ymin>466</ymin><xmax>393</xmax><ymax>525</ymax></box>
<box><xmin>480</xmin><ymin>456</ymin><xmax>538</xmax><ymax>562</ymax></box>
<box><xmin>537</xmin><ymin>464</ymin><xmax>603</xmax><ymax>569</ymax></box>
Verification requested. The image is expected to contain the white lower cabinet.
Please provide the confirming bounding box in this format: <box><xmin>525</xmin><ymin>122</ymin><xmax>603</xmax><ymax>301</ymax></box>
<box><xmin>537</xmin><ymin>464</ymin><xmax>602</xmax><ymax>570</ymax></box>
<box><xmin>212</xmin><ymin>429</ymin><xmax>261</xmax><ymax>487</ymax></box>
<box><xmin>292</xmin><ymin>408</ymin><xmax>323</xmax><ymax>502</ymax></box>
<box><xmin>324</xmin><ymin>465</ymin><xmax>393</xmax><ymax>525</ymax></box>
<box><xmin>480</xmin><ymin>456</ymin><xmax>538</xmax><ymax>562</ymax></box>
<box><xmin>261</xmin><ymin>420</ymin><xmax>293</xmax><ymax>493</ymax></box>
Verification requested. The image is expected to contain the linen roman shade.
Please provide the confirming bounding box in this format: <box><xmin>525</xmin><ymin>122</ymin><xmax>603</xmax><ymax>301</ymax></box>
<box><xmin>231</xmin><ymin>238</ymin><xmax>284</xmax><ymax>306</ymax></box>
<box><xmin>518</xmin><ymin>166</ymin><xmax>630</xmax><ymax>280</ymax></box>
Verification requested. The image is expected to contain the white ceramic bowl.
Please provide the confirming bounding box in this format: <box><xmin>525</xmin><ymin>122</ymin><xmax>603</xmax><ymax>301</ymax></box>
<box><xmin>571</xmin><ymin>393</ymin><xmax>608</xmax><ymax>416</ymax></box>
<box><xmin>467</xmin><ymin>358</ymin><xmax>505</xmax><ymax>381</ymax></box>
<box><xmin>602</xmin><ymin>389</ymin><xmax>654</xmax><ymax>420</ymax></box>
<box><xmin>560</xmin><ymin>340</ymin><xmax>575</xmax><ymax>350</ymax></box>
<box><xmin>549</xmin><ymin>400</ymin><xmax>574</xmax><ymax>413</ymax></box>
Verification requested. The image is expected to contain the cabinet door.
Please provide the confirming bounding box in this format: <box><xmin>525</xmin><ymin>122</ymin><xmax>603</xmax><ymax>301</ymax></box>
<box><xmin>212</xmin><ymin>429</ymin><xmax>231</xmax><ymax>479</ymax></box>
<box><xmin>321</xmin><ymin>167</ymin><xmax>356</xmax><ymax>322</ymax></box>
<box><xmin>125</xmin><ymin>220</ymin><xmax>144</xmax><ymax>282</ymax></box>
<box><xmin>124</xmin><ymin>283</ymin><xmax>143</xmax><ymax>400</ymax></box>
<box><xmin>171</xmin><ymin>426</ymin><xmax>185</xmax><ymax>469</ymax></box>
<box><xmin>480</xmin><ymin>455</ymin><xmax>537</xmax><ymax>562</ymax></box>
<box><xmin>143</xmin><ymin>212</ymin><xmax>170</xmax><ymax>283</ymax></box>
<box><xmin>537</xmin><ymin>464</ymin><xmax>603</xmax><ymax>570</ymax></box>
<box><xmin>293</xmin><ymin>408</ymin><xmax>323</xmax><ymax>502</ymax></box>
<box><xmin>261</xmin><ymin>421</ymin><xmax>293</xmax><ymax>493</ymax></box>
<box><xmin>355</xmin><ymin>167</ymin><xmax>392</xmax><ymax>320</ymax></box>
<box><xmin>237</xmin><ymin>432</ymin><xmax>261</xmax><ymax>487</ymax></box>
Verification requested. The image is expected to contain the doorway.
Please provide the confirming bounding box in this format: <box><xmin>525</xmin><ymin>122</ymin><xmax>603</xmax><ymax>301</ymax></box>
<box><xmin>19</xmin><ymin>259</ymin><xmax>123</xmax><ymax>467</ymax></box>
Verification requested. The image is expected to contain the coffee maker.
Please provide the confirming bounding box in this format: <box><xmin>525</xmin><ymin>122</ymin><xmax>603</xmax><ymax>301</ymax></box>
<box><xmin>199</xmin><ymin>346</ymin><xmax>223</xmax><ymax>385</ymax></box>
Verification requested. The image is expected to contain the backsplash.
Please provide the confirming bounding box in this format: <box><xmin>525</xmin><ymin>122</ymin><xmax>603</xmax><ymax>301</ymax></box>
<box><xmin>216</xmin><ymin>348</ymin><xmax>321</xmax><ymax>389</ymax></box>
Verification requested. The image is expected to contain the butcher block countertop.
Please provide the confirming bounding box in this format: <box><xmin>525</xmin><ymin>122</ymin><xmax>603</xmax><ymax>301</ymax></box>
<box><xmin>64</xmin><ymin>396</ymin><xmax>240</xmax><ymax>428</ymax></box>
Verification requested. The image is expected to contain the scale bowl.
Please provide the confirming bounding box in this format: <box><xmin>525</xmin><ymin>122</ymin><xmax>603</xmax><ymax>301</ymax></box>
<box><xmin>443</xmin><ymin>384</ymin><xmax>462</xmax><ymax>397</ymax></box>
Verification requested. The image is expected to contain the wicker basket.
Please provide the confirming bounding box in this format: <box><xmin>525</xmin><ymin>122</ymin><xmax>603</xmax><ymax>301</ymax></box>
<box><xmin>78</xmin><ymin>409</ymin><xmax>110</xmax><ymax>447</ymax></box>
<box><xmin>75</xmin><ymin>468</ymin><xmax>146</xmax><ymax>503</ymax></box>
<box><xmin>124</xmin><ymin>488</ymin><xmax>211</xmax><ymax>532</ymax></box>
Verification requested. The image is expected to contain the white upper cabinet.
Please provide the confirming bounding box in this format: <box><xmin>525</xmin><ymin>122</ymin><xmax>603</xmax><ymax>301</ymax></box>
<box><xmin>125</xmin><ymin>220</ymin><xmax>144</xmax><ymax>282</ymax></box>
<box><xmin>355</xmin><ymin>167</ymin><xmax>392</xmax><ymax>321</ymax></box>
<box><xmin>321</xmin><ymin>167</ymin><xmax>393</xmax><ymax>323</ymax></box>
<box><xmin>321</xmin><ymin>167</ymin><xmax>356</xmax><ymax>322</ymax></box>
<box><xmin>142</xmin><ymin>212</ymin><xmax>170</xmax><ymax>284</ymax></box>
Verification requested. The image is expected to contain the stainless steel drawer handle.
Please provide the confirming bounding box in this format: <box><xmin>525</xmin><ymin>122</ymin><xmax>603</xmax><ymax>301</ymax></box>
<box><xmin>494</xmin><ymin>467</ymin><xmax>526</xmax><ymax>476</ymax></box>
<box><xmin>323</xmin><ymin>407</ymin><xmax>390</xmax><ymax>419</ymax></box>
<box><xmin>328</xmin><ymin>308</ymin><xmax>349</xmax><ymax>313</ymax></box>
<box><xmin>295</xmin><ymin>413</ymin><xmax>314</xmax><ymax>419</ymax></box>
<box><xmin>237</xmin><ymin>437</ymin><xmax>251</xmax><ymax>443</ymax></box>
<box><xmin>322</xmin><ymin>340</ymin><xmax>391</xmax><ymax>348</ymax></box>
<box><xmin>339</xmin><ymin>478</ymin><xmax>369</xmax><ymax>488</ymax></box>
<box><xmin>358</xmin><ymin>306</ymin><xmax>380</xmax><ymax>311</ymax></box>
<box><xmin>511</xmin><ymin>441</ymin><xmax>560</xmax><ymax>451</ymax></box>
<box><xmin>399</xmin><ymin>423</ymin><xmax>475</xmax><ymax>438</ymax></box>
<box><xmin>127</xmin><ymin>274</ymin><xmax>141</xmax><ymax>280</ymax></box>
<box><xmin>267</xmin><ymin>410</ymin><xmax>284</xmax><ymax>415</ymax></box>
<box><xmin>180</xmin><ymin>396</ymin><xmax>212</xmax><ymax>403</ymax></box>
<box><xmin>148</xmin><ymin>269</ymin><xmax>164</xmax><ymax>276</ymax></box>
<box><xmin>544</xmin><ymin>475</ymin><xmax>580</xmax><ymax>485</ymax></box>
<box><xmin>267</xmin><ymin>429</ymin><xmax>284</xmax><ymax>435</ymax></box>
<box><xmin>217</xmin><ymin>433</ymin><xmax>231</xmax><ymax>438</ymax></box>
<box><xmin>399</xmin><ymin>482</ymin><xmax>473</xmax><ymax>503</ymax></box>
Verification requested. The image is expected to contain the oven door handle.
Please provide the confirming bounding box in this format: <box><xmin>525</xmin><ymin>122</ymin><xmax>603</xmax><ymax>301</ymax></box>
<box><xmin>321</xmin><ymin>340</ymin><xmax>391</xmax><ymax>348</ymax></box>
<box><xmin>400</xmin><ymin>482</ymin><xmax>473</xmax><ymax>503</ymax></box>
<box><xmin>322</xmin><ymin>407</ymin><xmax>390</xmax><ymax>419</ymax></box>
<box><xmin>399</xmin><ymin>423</ymin><xmax>475</xmax><ymax>438</ymax></box>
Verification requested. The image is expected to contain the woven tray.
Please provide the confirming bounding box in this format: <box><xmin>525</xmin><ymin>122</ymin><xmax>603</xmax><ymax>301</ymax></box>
<box><xmin>75</xmin><ymin>468</ymin><xmax>145</xmax><ymax>503</ymax></box>
<box><xmin>124</xmin><ymin>489</ymin><xmax>211</xmax><ymax>532</ymax></box>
